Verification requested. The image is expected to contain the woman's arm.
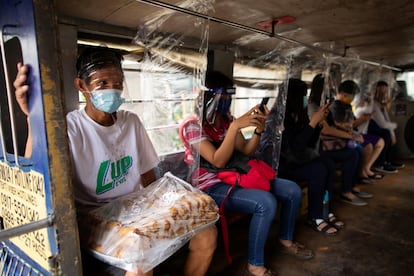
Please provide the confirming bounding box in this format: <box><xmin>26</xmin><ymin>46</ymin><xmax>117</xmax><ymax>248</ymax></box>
<box><xmin>371</xmin><ymin>102</ymin><xmax>397</xmax><ymax>131</ymax></box>
<box><xmin>193</xmin><ymin>105</ymin><xmax>267</xmax><ymax>168</ymax></box>
<box><xmin>233</xmin><ymin>105</ymin><xmax>267</xmax><ymax>156</ymax></box>
<box><xmin>286</xmin><ymin>103</ymin><xmax>328</xmax><ymax>152</ymax></box>
<box><xmin>196</xmin><ymin>124</ymin><xmax>240</xmax><ymax>168</ymax></box>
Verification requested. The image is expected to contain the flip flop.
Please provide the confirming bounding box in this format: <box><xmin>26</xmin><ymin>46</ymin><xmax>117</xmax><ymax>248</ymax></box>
<box><xmin>359</xmin><ymin>177</ymin><xmax>374</xmax><ymax>185</ymax></box>
<box><xmin>328</xmin><ymin>214</ymin><xmax>345</xmax><ymax>229</ymax></box>
<box><xmin>368</xmin><ymin>173</ymin><xmax>384</xmax><ymax>179</ymax></box>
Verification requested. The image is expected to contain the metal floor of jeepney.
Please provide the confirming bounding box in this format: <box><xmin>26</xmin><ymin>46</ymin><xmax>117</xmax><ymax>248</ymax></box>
<box><xmin>153</xmin><ymin>158</ymin><xmax>414</xmax><ymax>276</ymax></box>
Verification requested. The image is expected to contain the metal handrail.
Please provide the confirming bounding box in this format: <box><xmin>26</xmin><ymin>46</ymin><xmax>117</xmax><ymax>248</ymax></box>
<box><xmin>136</xmin><ymin>0</ymin><xmax>402</xmax><ymax>72</ymax></box>
<box><xmin>0</xmin><ymin>215</ymin><xmax>54</xmax><ymax>242</ymax></box>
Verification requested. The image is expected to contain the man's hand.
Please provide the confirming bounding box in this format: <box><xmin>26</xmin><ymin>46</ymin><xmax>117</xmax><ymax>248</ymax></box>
<box><xmin>140</xmin><ymin>169</ymin><xmax>157</xmax><ymax>187</ymax></box>
<box><xmin>13</xmin><ymin>62</ymin><xmax>30</xmax><ymax>116</ymax></box>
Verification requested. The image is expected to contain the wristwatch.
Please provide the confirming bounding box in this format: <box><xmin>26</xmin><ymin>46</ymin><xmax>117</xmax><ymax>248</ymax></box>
<box><xmin>254</xmin><ymin>129</ymin><xmax>263</xmax><ymax>136</ymax></box>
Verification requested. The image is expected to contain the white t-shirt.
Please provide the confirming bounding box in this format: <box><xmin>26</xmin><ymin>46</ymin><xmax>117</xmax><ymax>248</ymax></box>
<box><xmin>371</xmin><ymin>101</ymin><xmax>397</xmax><ymax>136</ymax></box>
<box><xmin>66</xmin><ymin>108</ymin><xmax>159</xmax><ymax>206</ymax></box>
<box><xmin>354</xmin><ymin>104</ymin><xmax>373</xmax><ymax>134</ymax></box>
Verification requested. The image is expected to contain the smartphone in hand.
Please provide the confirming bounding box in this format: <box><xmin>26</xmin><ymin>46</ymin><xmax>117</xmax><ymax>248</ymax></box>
<box><xmin>259</xmin><ymin>97</ymin><xmax>270</xmax><ymax>112</ymax></box>
<box><xmin>325</xmin><ymin>95</ymin><xmax>334</xmax><ymax>105</ymax></box>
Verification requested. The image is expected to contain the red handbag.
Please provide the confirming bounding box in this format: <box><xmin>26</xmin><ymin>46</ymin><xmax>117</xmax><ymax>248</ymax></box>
<box><xmin>216</xmin><ymin>159</ymin><xmax>276</xmax><ymax>191</ymax></box>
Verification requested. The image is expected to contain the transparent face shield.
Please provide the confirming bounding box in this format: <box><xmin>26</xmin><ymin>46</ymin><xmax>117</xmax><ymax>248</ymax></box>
<box><xmin>86</xmin><ymin>67</ymin><xmax>124</xmax><ymax>90</ymax></box>
<box><xmin>205</xmin><ymin>87</ymin><xmax>236</xmax><ymax>124</ymax></box>
<box><xmin>77</xmin><ymin>49</ymin><xmax>130</xmax><ymax>95</ymax></box>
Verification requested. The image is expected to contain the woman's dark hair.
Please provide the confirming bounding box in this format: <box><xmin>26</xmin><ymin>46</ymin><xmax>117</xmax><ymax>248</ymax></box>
<box><xmin>309</xmin><ymin>73</ymin><xmax>325</xmax><ymax>105</ymax></box>
<box><xmin>376</xmin><ymin>80</ymin><xmax>388</xmax><ymax>87</ymax></box>
<box><xmin>196</xmin><ymin>70</ymin><xmax>234</xmax><ymax>124</ymax></box>
<box><xmin>284</xmin><ymin>78</ymin><xmax>309</xmax><ymax>127</ymax></box>
<box><xmin>205</xmin><ymin>70</ymin><xmax>234</xmax><ymax>89</ymax></box>
<box><xmin>76</xmin><ymin>46</ymin><xmax>124</xmax><ymax>82</ymax></box>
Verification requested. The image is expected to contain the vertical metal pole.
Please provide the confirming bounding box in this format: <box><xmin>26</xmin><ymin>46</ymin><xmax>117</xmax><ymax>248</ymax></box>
<box><xmin>0</xmin><ymin>29</ymin><xmax>8</xmax><ymax>162</ymax></box>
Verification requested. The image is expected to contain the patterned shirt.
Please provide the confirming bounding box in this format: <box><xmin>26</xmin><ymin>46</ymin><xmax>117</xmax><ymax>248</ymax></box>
<box><xmin>182</xmin><ymin>119</ymin><xmax>222</xmax><ymax>190</ymax></box>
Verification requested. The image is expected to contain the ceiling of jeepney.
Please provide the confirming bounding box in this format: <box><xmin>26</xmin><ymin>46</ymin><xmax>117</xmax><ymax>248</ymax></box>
<box><xmin>56</xmin><ymin>0</ymin><xmax>414</xmax><ymax>71</ymax></box>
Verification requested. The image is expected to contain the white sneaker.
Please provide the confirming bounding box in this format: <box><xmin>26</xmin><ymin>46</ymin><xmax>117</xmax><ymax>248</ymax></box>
<box><xmin>372</xmin><ymin>165</ymin><xmax>398</xmax><ymax>173</ymax></box>
<box><xmin>389</xmin><ymin>162</ymin><xmax>405</xmax><ymax>169</ymax></box>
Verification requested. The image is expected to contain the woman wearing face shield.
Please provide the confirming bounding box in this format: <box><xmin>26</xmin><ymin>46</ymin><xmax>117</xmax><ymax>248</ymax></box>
<box><xmin>14</xmin><ymin>47</ymin><xmax>217</xmax><ymax>276</ymax></box>
<box><xmin>182</xmin><ymin>71</ymin><xmax>314</xmax><ymax>276</ymax></box>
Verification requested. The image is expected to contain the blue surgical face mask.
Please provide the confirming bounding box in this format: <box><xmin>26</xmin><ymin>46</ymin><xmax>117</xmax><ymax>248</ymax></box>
<box><xmin>90</xmin><ymin>88</ymin><xmax>125</xmax><ymax>113</ymax></box>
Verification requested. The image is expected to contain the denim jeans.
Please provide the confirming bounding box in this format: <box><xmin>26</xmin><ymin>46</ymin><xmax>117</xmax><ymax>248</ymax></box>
<box><xmin>279</xmin><ymin>155</ymin><xmax>336</xmax><ymax>220</ymax></box>
<box><xmin>204</xmin><ymin>177</ymin><xmax>301</xmax><ymax>266</ymax></box>
<box><xmin>320</xmin><ymin>147</ymin><xmax>360</xmax><ymax>193</ymax></box>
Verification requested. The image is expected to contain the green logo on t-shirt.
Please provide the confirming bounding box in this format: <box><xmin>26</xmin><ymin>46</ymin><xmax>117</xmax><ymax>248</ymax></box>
<box><xmin>96</xmin><ymin>156</ymin><xmax>132</xmax><ymax>194</ymax></box>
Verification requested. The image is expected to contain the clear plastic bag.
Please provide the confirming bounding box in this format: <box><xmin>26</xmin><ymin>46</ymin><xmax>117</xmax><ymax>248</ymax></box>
<box><xmin>85</xmin><ymin>172</ymin><xmax>219</xmax><ymax>273</ymax></box>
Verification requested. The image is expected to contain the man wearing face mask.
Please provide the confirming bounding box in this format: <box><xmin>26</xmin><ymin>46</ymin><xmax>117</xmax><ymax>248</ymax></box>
<box><xmin>14</xmin><ymin>46</ymin><xmax>217</xmax><ymax>276</ymax></box>
<box><xmin>319</xmin><ymin>80</ymin><xmax>372</xmax><ymax>206</ymax></box>
<box><xmin>76</xmin><ymin>49</ymin><xmax>126</xmax><ymax>115</ymax></box>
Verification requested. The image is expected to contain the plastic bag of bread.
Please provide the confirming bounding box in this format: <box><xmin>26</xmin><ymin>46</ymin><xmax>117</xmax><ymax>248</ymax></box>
<box><xmin>85</xmin><ymin>172</ymin><xmax>219</xmax><ymax>273</ymax></box>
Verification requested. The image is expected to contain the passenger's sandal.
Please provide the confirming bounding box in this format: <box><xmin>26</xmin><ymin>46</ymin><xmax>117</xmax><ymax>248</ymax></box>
<box><xmin>307</xmin><ymin>218</ymin><xmax>338</xmax><ymax>236</ymax></box>
<box><xmin>328</xmin><ymin>213</ymin><xmax>345</xmax><ymax>229</ymax></box>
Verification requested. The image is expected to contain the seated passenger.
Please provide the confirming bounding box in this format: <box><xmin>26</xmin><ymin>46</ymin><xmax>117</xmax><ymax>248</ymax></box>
<box><xmin>309</xmin><ymin>76</ymin><xmax>378</xmax><ymax>184</ymax></box>
<box><xmin>320</xmin><ymin>80</ymin><xmax>373</xmax><ymax>206</ymax></box>
<box><xmin>13</xmin><ymin>46</ymin><xmax>217</xmax><ymax>276</ymax></box>
<box><xmin>278</xmin><ymin>78</ymin><xmax>344</xmax><ymax>236</ymax></box>
<box><xmin>353</xmin><ymin>92</ymin><xmax>385</xmax><ymax>181</ymax></box>
<box><xmin>182</xmin><ymin>71</ymin><xmax>313</xmax><ymax>276</ymax></box>
<box><xmin>368</xmin><ymin>80</ymin><xmax>405</xmax><ymax>173</ymax></box>
<box><xmin>307</xmin><ymin>73</ymin><xmax>335</xmax><ymax>118</ymax></box>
